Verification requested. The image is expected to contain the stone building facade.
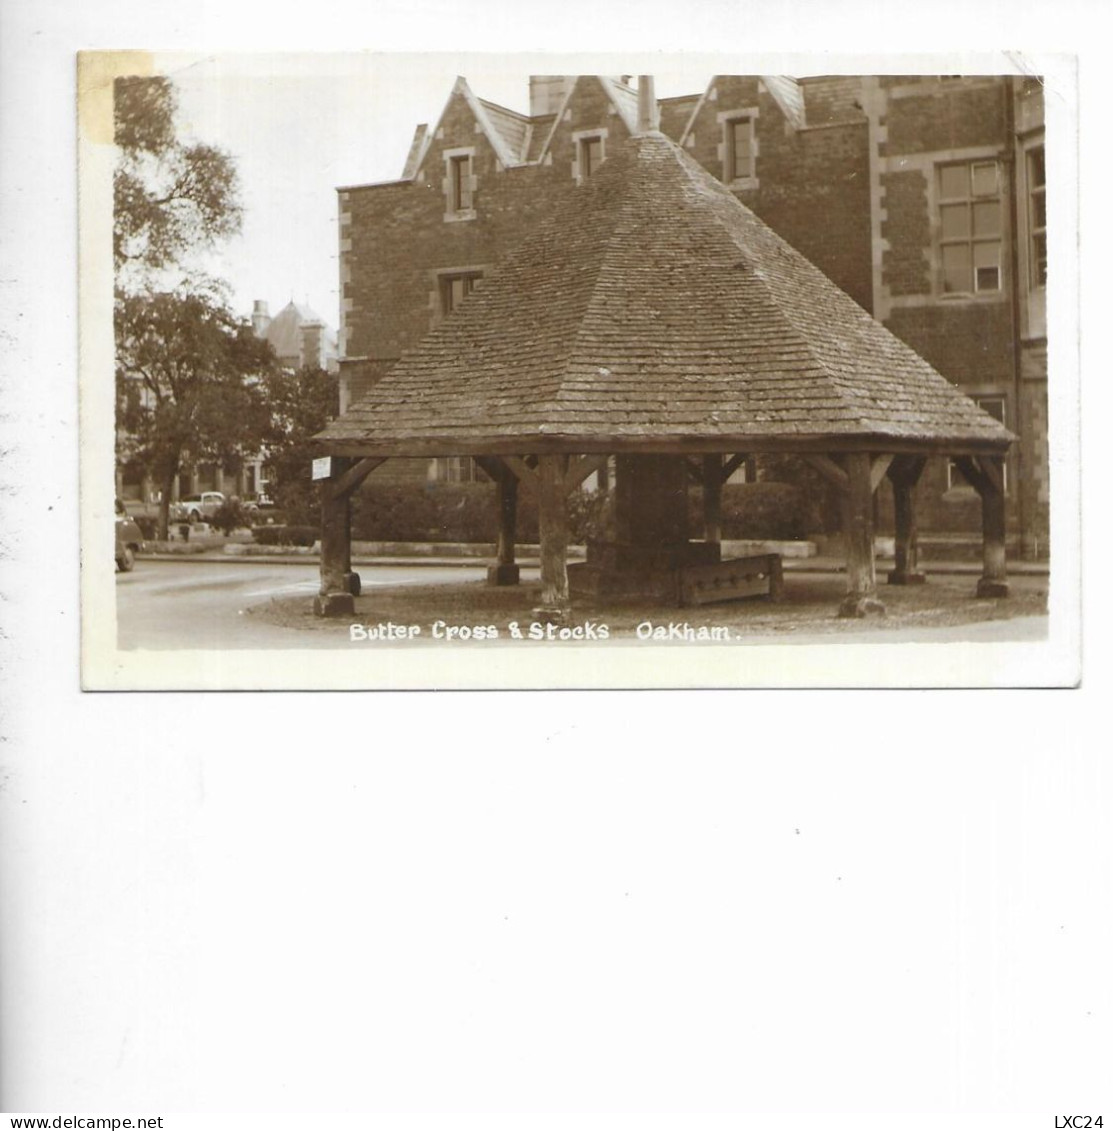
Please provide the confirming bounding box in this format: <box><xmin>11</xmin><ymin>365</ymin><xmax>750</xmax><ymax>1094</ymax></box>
<box><xmin>337</xmin><ymin>74</ymin><xmax>1048</xmax><ymax>554</ymax></box>
<box><xmin>863</xmin><ymin>75</ymin><xmax>1048</xmax><ymax>555</ymax></box>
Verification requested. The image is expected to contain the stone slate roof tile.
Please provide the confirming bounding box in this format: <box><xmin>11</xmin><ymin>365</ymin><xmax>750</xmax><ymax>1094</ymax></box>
<box><xmin>525</xmin><ymin>114</ymin><xmax>556</xmax><ymax>162</ymax></box>
<box><xmin>599</xmin><ymin>76</ymin><xmax>639</xmax><ymax>131</ymax></box>
<box><xmin>478</xmin><ymin>98</ymin><xmax>532</xmax><ymax>163</ymax></box>
<box><xmin>658</xmin><ymin>94</ymin><xmax>701</xmax><ymax>140</ymax></box>
<box><xmin>762</xmin><ymin>76</ymin><xmax>807</xmax><ymax>129</ymax></box>
<box><xmin>319</xmin><ymin>132</ymin><xmax>1014</xmax><ymax>456</ymax></box>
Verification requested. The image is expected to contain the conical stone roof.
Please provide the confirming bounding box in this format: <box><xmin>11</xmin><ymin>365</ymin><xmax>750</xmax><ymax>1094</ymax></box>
<box><xmin>319</xmin><ymin>132</ymin><xmax>1014</xmax><ymax>458</ymax></box>
<box><xmin>266</xmin><ymin>300</ymin><xmax>328</xmax><ymax>360</ymax></box>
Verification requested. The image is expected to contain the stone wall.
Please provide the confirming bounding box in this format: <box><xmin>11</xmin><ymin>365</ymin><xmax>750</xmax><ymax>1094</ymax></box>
<box><xmin>870</xmin><ymin>76</ymin><xmax>1031</xmax><ymax>541</ymax></box>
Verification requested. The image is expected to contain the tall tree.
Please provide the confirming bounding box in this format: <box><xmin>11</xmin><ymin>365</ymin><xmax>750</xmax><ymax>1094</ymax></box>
<box><xmin>113</xmin><ymin>74</ymin><xmax>260</xmax><ymax>532</ymax></box>
<box><xmin>113</xmin><ymin>75</ymin><xmax>242</xmax><ymax>288</ymax></box>
<box><xmin>261</xmin><ymin>365</ymin><xmax>340</xmax><ymax>525</ymax></box>
<box><xmin>116</xmin><ymin>289</ymin><xmax>278</xmax><ymax>537</ymax></box>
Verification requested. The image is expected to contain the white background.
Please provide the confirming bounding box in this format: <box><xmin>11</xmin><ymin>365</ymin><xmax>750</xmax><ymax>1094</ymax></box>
<box><xmin>1</xmin><ymin>0</ymin><xmax>1110</xmax><ymax>1121</ymax></box>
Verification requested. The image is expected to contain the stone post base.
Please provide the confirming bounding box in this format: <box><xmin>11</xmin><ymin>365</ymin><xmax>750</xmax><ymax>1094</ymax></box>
<box><xmin>487</xmin><ymin>563</ymin><xmax>520</xmax><ymax>586</ymax></box>
<box><xmin>344</xmin><ymin>571</ymin><xmax>362</xmax><ymax>596</ymax></box>
<box><xmin>976</xmin><ymin>578</ymin><xmax>1010</xmax><ymax>598</ymax></box>
<box><xmin>314</xmin><ymin>592</ymin><xmax>355</xmax><ymax>617</ymax></box>
<box><xmin>887</xmin><ymin>569</ymin><xmax>927</xmax><ymax>585</ymax></box>
<box><xmin>838</xmin><ymin>595</ymin><xmax>887</xmax><ymax>618</ymax></box>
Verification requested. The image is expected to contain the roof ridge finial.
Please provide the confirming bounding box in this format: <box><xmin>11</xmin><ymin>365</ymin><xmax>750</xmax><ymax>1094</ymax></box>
<box><xmin>636</xmin><ymin>75</ymin><xmax>660</xmax><ymax>135</ymax></box>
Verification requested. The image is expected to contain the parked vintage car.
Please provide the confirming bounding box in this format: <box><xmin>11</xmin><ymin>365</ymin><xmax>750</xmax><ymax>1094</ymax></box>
<box><xmin>115</xmin><ymin>501</ymin><xmax>145</xmax><ymax>572</ymax></box>
<box><xmin>171</xmin><ymin>491</ymin><xmax>225</xmax><ymax>523</ymax></box>
<box><xmin>241</xmin><ymin>492</ymin><xmax>281</xmax><ymax>525</ymax></box>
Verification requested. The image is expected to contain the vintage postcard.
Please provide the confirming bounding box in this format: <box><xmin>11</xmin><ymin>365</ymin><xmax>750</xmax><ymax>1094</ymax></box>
<box><xmin>5</xmin><ymin>5</ymin><xmax>1105</xmax><ymax>1122</ymax></box>
<box><xmin>78</xmin><ymin>51</ymin><xmax>1080</xmax><ymax>689</ymax></box>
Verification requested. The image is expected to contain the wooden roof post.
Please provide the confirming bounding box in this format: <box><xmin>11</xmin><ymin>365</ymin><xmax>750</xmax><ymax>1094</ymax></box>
<box><xmin>953</xmin><ymin>455</ymin><xmax>1010</xmax><ymax>597</ymax></box>
<box><xmin>886</xmin><ymin>456</ymin><xmax>927</xmax><ymax>585</ymax></box>
<box><xmin>838</xmin><ymin>451</ymin><xmax>885</xmax><ymax>617</ymax></box>
<box><xmin>976</xmin><ymin>485</ymin><xmax>1010</xmax><ymax>596</ymax></box>
<box><xmin>535</xmin><ymin>453</ymin><xmax>570</xmax><ymax>622</ymax></box>
<box><xmin>315</xmin><ymin>471</ymin><xmax>355</xmax><ymax>617</ymax></box>
<box><xmin>313</xmin><ymin>456</ymin><xmax>389</xmax><ymax>616</ymax></box>
<box><xmin>489</xmin><ymin>462</ymin><xmax>520</xmax><ymax>586</ymax></box>
<box><xmin>702</xmin><ymin>454</ymin><xmax>723</xmax><ymax>546</ymax></box>
<box><xmin>976</xmin><ymin>456</ymin><xmax>1010</xmax><ymax>598</ymax></box>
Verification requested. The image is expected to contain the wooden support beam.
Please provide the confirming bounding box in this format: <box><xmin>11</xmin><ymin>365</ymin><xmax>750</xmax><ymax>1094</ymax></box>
<box><xmin>702</xmin><ymin>454</ymin><xmax>723</xmax><ymax>544</ymax></box>
<box><xmin>320</xmin><ymin>436</ymin><xmax>1014</xmax><ymax>460</ymax></box>
<box><xmin>535</xmin><ymin>453</ymin><xmax>570</xmax><ymax>621</ymax></box>
<box><xmin>886</xmin><ymin>454</ymin><xmax>927</xmax><ymax>488</ymax></box>
<box><xmin>973</xmin><ymin>454</ymin><xmax>1006</xmax><ymax>497</ymax></box>
<box><xmin>886</xmin><ymin>456</ymin><xmax>927</xmax><ymax>586</ymax></box>
<box><xmin>473</xmin><ymin>456</ymin><xmax>522</xmax><ymax>585</ymax></box>
<box><xmin>953</xmin><ymin>455</ymin><xmax>991</xmax><ymax>496</ymax></box>
<box><xmin>502</xmin><ymin>454</ymin><xmax>540</xmax><ymax>488</ymax></box>
<box><xmin>502</xmin><ymin>453</ymin><xmax>608</xmax><ymax>498</ymax></box>
<box><xmin>565</xmin><ymin>453</ymin><xmax>610</xmax><ymax>492</ymax></box>
<box><xmin>314</xmin><ymin>456</ymin><xmax>387</xmax><ymax>614</ymax></box>
<box><xmin>496</xmin><ymin>474</ymin><xmax>519</xmax><ymax>565</ymax></box>
<box><xmin>869</xmin><ymin>453</ymin><xmax>895</xmax><ymax>494</ymax></box>
<box><xmin>314</xmin><ymin>483</ymin><xmax>355</xmax><ymax>617</ymax></box>
<box><xmin>684</xmin><ymin>456</ymin><xmax>705</xmax><ymax>485</ymax></box>
<box><xmin>721</xmin><ymin>453</ymin><xmax>748</xmax><ymax>483</ymax></box>
<box><xmin>489</xmin><ymin>468</ymin><xmax>520</xmax><ymax>586</ymax></box>
<box><xmin>329</xmin><ymin>456</ymin><xmax>387</xmax><ymax>500</ymax></box>
<box><xmin>838</xmin><ymin>451</ymin><xmax>884</xmax><ymax>617</ymax></box>
<box><xmin>803</xmin><ymin>453</ymin><xmax>850</xmax><ymax>489</ymax></box>
<box><xmin>955</xmin><ymin>455</ymin><xmax>1010</xmax><ymax>598</ymax></box>
<box><xmin>472</xmin><ymin>455</ymin><xmax>504</xmax><ymax>483</ymax></box>
<box><xmin>977</xmin><ymin>481</ymin><xmax>1010</xmax><ymax>598</ymax></box>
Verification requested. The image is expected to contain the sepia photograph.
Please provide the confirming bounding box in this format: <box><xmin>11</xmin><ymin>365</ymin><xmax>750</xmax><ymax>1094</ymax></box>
<box><xmin>79</xmin><ymin>52</ymin><xmax>1079</xmax><ymax>688</ymax></box>
<box><xmin>3</xmin><ymin>1</ymin><xmax>1107</xmax><ymax>1123</ymax></box>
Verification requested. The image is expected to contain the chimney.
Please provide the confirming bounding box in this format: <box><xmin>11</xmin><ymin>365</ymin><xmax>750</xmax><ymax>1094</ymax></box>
<box><xmin>252</xmin><ymin>300</ymin><xmax>271</xmax><ymax>338</ymax></box>
<box><xmin>529</xmin><ymin>76</ymin><xmax>573</xmax><ymax>118</ymax></box>
<box><xmin>299</xmin><ymin>321</ymin><xmax>324</xmax><ymax>370</ymax></box>
<box><xmin>636</xmin><ymin>75</ymin><xmax>660</xmax><ymax>134</ymax></box>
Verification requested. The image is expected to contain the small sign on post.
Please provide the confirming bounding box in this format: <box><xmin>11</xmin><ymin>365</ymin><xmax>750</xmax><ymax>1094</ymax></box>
<box><xmin>312</xmin><ymin>456</ymin><xmax>334</xmax><ymax>481</ymax></box>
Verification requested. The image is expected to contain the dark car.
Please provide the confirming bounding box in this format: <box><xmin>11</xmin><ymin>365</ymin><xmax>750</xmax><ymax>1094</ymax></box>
<box><xmin>115</xmin><ymin>500</ymin><xmax>145</xmax><ymax>571</ymax></box>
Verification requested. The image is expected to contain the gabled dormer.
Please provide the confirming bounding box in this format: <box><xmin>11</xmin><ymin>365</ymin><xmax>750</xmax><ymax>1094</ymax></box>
<box><xmin>530</xmin><ymin>75</ymin><xmax>639</xmax><ymax>184</ymax></box>
<box><xmin>679</xmin><ymin>75</ymin><xmax>806</xmax><ymax>193</ymax></box>
<box><xmin>407</xmin><ymin>76</ymin><xmax>533</xmax><ymax>222</ymax></box>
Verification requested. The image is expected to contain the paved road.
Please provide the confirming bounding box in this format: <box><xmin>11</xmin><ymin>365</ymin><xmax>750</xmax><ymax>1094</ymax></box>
<box><xmin>115</xmin><ymin>559</ymin><xmax>507</xmax><ymax>650</ymax></box>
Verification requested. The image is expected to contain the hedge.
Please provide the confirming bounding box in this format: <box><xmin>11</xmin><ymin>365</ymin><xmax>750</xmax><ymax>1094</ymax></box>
<box><xmin>692</xmin><ymin>482</ymin><xmax>815</xmax><ymax>541</ymax></box>
<box><xmin>252</xmin><ymin>524</ymin><xmax>318</xmax><ymax>547</ymax></box>
<box><xmin>351</xmin><ymin>482</ymin><xmax>537</xmax><ymax>543</ymax></box>
<box><xmin>344</xmin><ymin>479</ymin><xmax>816</xmax><ymax>544</ymax></box>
